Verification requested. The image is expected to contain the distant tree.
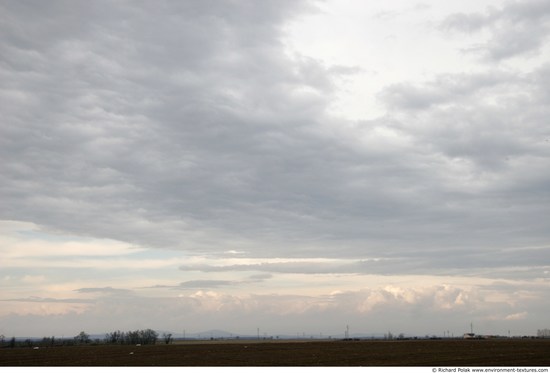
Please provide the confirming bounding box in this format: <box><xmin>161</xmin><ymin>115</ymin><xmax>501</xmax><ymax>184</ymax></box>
<box><xmin>105</xmin><ymin>330</ymin><xmax>124</xmax><ymax>344</ymax></box>
<box><xmin>104</xmin><ymin>329</ymin><xmax>158</xmax><ymax>345</ymax></box>
<box><xmin>141</xmin><ymin>329</ymin><xmax>158</xmax><ymax>345</ymax></box>
<box><xmin>125</xmin><ymin>330</ymin><xmax>138</xmax><ymax>345</ymax></box>
<box><xmin>41</xmin><ymin>336</ymin><xmax>53</xmax><ymax>346</ymax></box>
<box><xmin>163</xmin><ymin>333</ymin><xmax>173</xmax><ymax>344</ymax></box>
<box><xmin>74</xmin><ymin>331</ymin><xmax>91</xmax><ymax>344</ymax></box>
<box><xmin>9</xmin><ymin>337</ymin><xmax>16</xmax><ymax>348</ymax></box>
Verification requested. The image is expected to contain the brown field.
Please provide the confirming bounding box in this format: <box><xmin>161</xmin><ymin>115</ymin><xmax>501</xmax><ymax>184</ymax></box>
<box><xmin>1</xmin><ymin>339</ymin><xmax>549</xmax><ymax>366</ymax></box>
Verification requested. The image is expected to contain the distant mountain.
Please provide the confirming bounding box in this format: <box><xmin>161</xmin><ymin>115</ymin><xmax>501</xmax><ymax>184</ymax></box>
<box><xmin>177</xmin><ymin>329</ymin><xmax>246</xmax><ymax>339</ymax></box>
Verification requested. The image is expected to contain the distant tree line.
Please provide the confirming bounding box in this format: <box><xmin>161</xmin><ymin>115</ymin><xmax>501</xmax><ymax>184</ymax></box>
<box><xmin>0</xmin><ymin>329</ymin><xmax>160</xmax><ymax>348</ymax></box>
<box><xmin>104</xmin><ymin>329</ymin><xmax>158</xmax><ymax>345</ymax></box>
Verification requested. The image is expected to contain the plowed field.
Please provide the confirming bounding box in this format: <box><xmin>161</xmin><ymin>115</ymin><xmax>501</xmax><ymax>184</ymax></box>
<box><xmin>1</xmin><ymin>339</ymin><xmax>549</xmax><ymax>366</ymax></box>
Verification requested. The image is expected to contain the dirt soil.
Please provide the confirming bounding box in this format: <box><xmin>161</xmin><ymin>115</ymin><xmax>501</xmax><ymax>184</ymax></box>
<box><xmin>1</xmin><ymin>339</ymin><xmax>549</xmax><ymax>366</ymax></box>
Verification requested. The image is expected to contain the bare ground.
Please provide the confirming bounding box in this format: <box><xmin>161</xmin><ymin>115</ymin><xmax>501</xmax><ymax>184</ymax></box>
<box><xmin>1</xmin><ymin>339</ymin><xmax>549</xmax><ymax>366</ymax></box>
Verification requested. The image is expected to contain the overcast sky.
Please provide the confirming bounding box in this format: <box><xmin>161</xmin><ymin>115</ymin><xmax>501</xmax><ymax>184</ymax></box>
<box><xmin>1</xmin><ymin>0</ymin><xmax>550</xmax><ymax>339</ymax></box>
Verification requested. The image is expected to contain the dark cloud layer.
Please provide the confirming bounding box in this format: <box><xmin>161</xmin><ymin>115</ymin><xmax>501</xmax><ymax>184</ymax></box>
<box><xmin>1</xmin><ymin>0</ymin><xmax>549</xmax><ymax>279</ymax></box>
<box><xmin>75</xmin><ymin>287</ymin><xmax>133</xmax><ymax>295</ymax></box>
<box><xmin>1</xmin><ymin>296</ymin><xmax>94</xmax><ymax>304</ymax></box>
<box><xmin>179</xmin><ymin>245</ymin><xmax>550</xmax><ymax>279</ymax></box>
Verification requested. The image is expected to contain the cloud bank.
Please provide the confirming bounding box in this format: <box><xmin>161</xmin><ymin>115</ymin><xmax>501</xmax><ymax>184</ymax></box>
<box><xmin>1</xmin><ymin>0</ymin><xmax>549</xmax><ymax>337</ymax></box>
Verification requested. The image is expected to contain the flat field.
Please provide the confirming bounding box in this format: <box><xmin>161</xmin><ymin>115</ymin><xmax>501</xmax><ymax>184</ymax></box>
<box><xmin>1</xmin><ymin>339</ymin><xmax>549</xmax><ymax>366</ymax></box>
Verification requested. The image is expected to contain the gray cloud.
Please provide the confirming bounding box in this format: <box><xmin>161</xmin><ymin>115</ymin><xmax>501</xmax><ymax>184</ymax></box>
<box><xmin>440</xmin><ymin>12</ymin><xmax>487</xmax><ymax>33</ymax></box>
<box><xmin>75</xmin><ymin>287</ymin><xmax>133</xmax><ymax>295</ymax></box>
<box><xmin>441</xmin><ymin>0</ymin><xmax>550</xmax><ymax>60</ymax></box>
<box><xmin>179</xmin><ymin>259</ymin><xmax>389</xmax><ymax>275</ymax></box>
<box><xmin>145</xmin><ymin>276</ymin><xmax>270</xmax><ymax>290</ymax></box>
<box><xmin>0</xmin><ymin>0</ymin><xmax>336</xmax><ymax>254</ymax></box>
<box><xmin>179</xmin><ymin>247</ymin><xmax>550</xmax><ymax>279</ymax></box>
<box><xmin>248</xmin><ymin>273</ymin><xmax>273</xmax><ymax>280</ymax></box>
<box><xmin>1</xmin><ymin>296</ymin><xmax>94</xmax><ymax>304</ymax></box>
<box><xmin>377</xmin><ymin>67</ymin><xmax>548</xmax><ymax>177</ymax></box>
<box><xmin>379</xmin><ymin>71</ymin><xmax>518</xmax><ymax>110</ymax></box>
<box><xmin>1</xmin><ymin>0</ymin><xmax>549</xmax><ymax>280</ymax></box>
<box><xmin>373</xmin><ymin>61</ymin><xmax>550</xmax><ymax>270</ymax></box>
<box><xmin>177</xmin><ymin>280</ymin><xmax>239</xmax><ymax>289</ymax></box>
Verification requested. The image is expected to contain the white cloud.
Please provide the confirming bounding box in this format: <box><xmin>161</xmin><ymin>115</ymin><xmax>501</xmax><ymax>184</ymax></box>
<box><xmin>0</xmin><ymin>221</ymin><xmax>142</xmax><ymax>258</ymax></box>
<box><xmin>505</xmin><ymin>312</ymin><xmax>528</xmax><ymax>321</ymax></box>
<box><xmin>2</xmin><ymin>280</ymin><xmax>546</xmax><ymax>337</ymax></box>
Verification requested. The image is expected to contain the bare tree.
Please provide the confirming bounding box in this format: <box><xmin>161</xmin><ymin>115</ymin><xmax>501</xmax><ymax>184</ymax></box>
<box><xmin>105</xmin><ymin>330</ymin><xmax>124</xmax><ymax>344</ymax></box>
<box><xmin>163</xmin><ymin>333</ymin><xmax>173</xmax><ymax>344</ymax></box>
<box><xmin>74</xmin><ymin>331</ymin><xmax>91</xmax><ymax>344</ymax></box>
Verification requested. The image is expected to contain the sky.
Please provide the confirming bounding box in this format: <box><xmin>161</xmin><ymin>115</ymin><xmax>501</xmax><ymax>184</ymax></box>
<box><xmin>1</xmin><ymin>0</ymin><xmax>550</xmax><ymax>339</ymax></box>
